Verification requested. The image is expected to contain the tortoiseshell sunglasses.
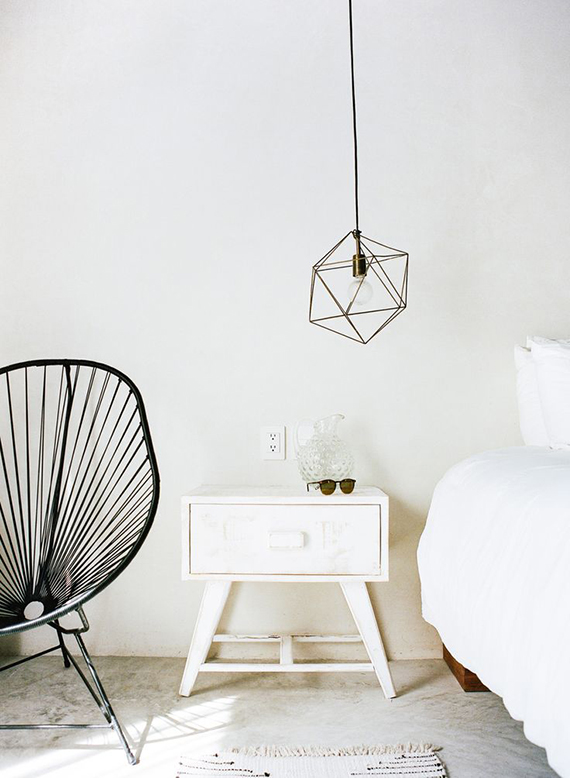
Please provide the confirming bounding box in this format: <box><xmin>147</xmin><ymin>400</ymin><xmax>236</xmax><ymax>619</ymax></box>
<box><xmin>306</xmin><ymin>479</ymin><xmax>356</xmax><ymax>495</ymax></box>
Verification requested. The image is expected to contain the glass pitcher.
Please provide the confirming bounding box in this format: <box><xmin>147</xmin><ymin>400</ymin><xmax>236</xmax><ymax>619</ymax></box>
<box><xmin>294</xmin><ymin>414</ymin><xmax>354</xmax><ymax>484</ymax></box>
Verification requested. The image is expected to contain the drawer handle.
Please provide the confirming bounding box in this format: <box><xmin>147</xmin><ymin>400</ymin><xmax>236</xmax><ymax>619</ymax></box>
<box><xmin>268</xmin><ymin>531</ymin><xmax>305</xmax><ymax>549</ymax></box>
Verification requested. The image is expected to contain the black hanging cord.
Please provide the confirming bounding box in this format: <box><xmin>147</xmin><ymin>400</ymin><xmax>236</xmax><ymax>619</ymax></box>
<box><xmin>348</xmin><ymin>0</ymin><xmax>360</xmax><ymax>236</ymax></box>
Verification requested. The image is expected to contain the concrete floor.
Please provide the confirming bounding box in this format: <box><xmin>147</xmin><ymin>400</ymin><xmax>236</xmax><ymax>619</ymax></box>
<box><xmin>0</xmin><ymin>656</ymin><xmax>557</xmax><ymax>778</ymax></box>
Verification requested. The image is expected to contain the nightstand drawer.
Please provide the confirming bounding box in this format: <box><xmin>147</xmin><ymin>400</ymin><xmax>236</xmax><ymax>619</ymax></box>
<box><xmin>189</xmin><ymin>504</ymin><xmax>381</xmax><ymax>576</ymax></box>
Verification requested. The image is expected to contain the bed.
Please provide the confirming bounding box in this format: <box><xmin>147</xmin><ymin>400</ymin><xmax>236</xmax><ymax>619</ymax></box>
<box><xmin>418</xmin><ymin>446</ymin><xmax>570</xmax><ymax>778</ymax></box>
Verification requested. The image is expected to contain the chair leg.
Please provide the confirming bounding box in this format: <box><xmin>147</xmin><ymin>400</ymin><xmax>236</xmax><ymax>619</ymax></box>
<box><xmin>53</xmin><ymin>620</ymin><xmax>71</xmax><ymax>668</ymax></box>
<box><xmin>70</xmin><ymin>632</ymin><xmax>137</xmax><ymax>765</ymax></box>
<box><xmin>2</xmin><ymin>615</ymin><xmax>136</xmax><ymax>764</ymax></box>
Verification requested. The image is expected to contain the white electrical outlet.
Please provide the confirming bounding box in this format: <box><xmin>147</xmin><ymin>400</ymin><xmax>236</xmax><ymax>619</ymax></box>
<box><xmin>261</xmin><ymin>426</ymin><xmax>286</xmax><ymax>460</ymax></box>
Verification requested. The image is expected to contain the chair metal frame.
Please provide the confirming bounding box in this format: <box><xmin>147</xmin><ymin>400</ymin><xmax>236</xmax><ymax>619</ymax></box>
<box><xmin>0</xmin><ymin>359</ymin><xmax>160</xmax><ymax>765</ymax></box>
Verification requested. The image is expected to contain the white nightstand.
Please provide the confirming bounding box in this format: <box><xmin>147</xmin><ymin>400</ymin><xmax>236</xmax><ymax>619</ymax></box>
<box><xmin>179</xmin><ymin>485</ymin><xmax>395</xmax><ymax>699</ymax></box>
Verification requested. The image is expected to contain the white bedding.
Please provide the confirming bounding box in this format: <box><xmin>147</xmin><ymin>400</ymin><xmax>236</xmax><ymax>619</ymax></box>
<box><xmin>418</xmin><ymin>447</ymin><xmax>570</xmax><ymax>777</ymax></box>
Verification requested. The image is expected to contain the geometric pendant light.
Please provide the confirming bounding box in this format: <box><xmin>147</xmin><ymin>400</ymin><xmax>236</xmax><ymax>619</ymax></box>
<box><xmin>309</xmin><ymin>0</ymin><xmax>409</xmax><ymax>344</ymax></box>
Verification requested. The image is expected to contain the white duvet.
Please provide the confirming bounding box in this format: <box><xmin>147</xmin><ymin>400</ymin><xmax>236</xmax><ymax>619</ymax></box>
<box><xmin>418</xmin><ymin>447</ymin><xmax>570</xmax><ymax>777</ymax></box>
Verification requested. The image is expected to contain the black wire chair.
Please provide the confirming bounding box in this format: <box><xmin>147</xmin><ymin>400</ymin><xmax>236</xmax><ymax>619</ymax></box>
<box><xmin>0</xmin><ymin>359</ymin><xmax>160</xmax><ymax>765</ymax></box>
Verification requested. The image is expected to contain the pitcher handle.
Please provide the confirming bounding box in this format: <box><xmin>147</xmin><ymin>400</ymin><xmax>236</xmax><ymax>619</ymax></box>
<box><xmin>294</xmin><ymin>419</ymin><xmax>314</xmax><ymax>455</ymax></box>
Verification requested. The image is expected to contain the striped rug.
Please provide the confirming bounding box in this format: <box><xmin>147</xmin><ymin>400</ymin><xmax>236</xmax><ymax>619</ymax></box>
<box><xmin>177</xmin><ymin>745</ymin><xmax>447</xmax><ymax>777</ymax></box>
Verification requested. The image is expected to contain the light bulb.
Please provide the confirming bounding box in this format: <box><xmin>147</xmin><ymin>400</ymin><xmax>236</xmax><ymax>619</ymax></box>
<box><xmin>347</xmin><ymin>277</ymin><xmax>374</xmax><ymax>307</ymax></box>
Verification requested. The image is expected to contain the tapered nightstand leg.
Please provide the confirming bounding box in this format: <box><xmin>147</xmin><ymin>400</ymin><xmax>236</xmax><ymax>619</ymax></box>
<box><xmin>179</xmin><ymin>581</ymin><xmax>232</xmax><ymax>696</ymax></box>
<box><xmin>341</xmin><ymin>581</ymin><xmax>396</xmax><ymax>699</ymax></box>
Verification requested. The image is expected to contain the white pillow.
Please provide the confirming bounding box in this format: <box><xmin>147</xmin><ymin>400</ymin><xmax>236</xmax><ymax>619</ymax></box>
<box><xmin>514</xmin><ymin>345</ymin><xmax>549</xmax><ymax>446</ymax></box>
<box><xmin>527</xmin><ymin>335</ymin><xmax>570</xmax><ymax>348</ymax></box>
<box><xmin>530</xmin><ymin>340</ymin><xmax>570</xmax><ymax>448</ymax></box>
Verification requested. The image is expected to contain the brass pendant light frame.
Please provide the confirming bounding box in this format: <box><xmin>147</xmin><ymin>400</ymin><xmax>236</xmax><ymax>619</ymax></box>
<box><xmin>310</xmin><ymin>230</ymin><xmax>408</xmax><ymax>345</ymax></box>
<box><xmin>308</xmin><ymin>0</ymin><xmax>408</xmax><ymax>344</ymax></box>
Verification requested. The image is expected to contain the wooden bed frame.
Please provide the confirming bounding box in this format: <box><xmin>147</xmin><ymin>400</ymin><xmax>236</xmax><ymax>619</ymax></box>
<box><xmin>443</xmin><ymin>645</ymin><xmax>489</xmax><ymax>692</ymax></box>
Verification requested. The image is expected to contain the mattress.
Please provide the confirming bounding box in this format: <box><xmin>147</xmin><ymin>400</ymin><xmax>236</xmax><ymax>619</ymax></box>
<box><xmin>418</xmin><ymin>446</ymin><xmax>570</xmax><ymax>777</ymax></box>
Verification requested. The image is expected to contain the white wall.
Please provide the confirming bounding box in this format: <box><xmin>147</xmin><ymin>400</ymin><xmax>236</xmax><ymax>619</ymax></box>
<box><xmin>1</xmin><ymin>0</ymin><xmax>570</xmax><ymax>661</ymax></box>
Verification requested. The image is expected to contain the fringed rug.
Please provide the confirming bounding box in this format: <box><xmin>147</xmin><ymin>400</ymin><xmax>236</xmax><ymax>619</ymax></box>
<box><xmin>177</xmin><ymin>745</ymin><xmax>447</xmax><ymax>777</ymax></box>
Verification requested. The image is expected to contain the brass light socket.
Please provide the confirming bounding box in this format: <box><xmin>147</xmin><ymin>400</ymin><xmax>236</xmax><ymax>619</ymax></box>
<box><xmin>352</xmin><ymin>253</ymin><xmax>367</xmax><ymax>278</ymax></box>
